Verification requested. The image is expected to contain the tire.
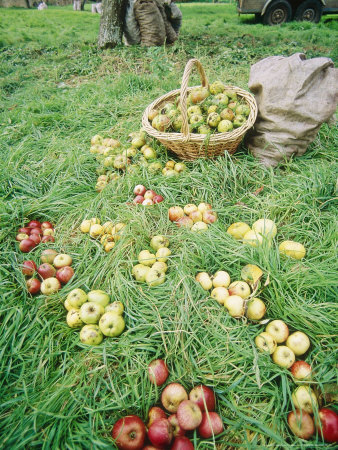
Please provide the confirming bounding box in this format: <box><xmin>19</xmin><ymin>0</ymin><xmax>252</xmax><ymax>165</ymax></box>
<box><xmin>262</xmin><ymin>0</ymin><xmax>292</xmax><ymax>25</ymax></box>
<box><xmin>294</xmin><ymin>0</ymin><xmax>323</xmax><ymax>23</ymax></box>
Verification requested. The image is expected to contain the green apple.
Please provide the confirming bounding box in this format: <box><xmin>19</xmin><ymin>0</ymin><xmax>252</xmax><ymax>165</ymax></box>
<box><xmin>143</xmin><ymin>147</ymin><xmax>157</xmax><ymax>160</ymax></box>
<box><xmin>233</xmin><ymin>115</ymin><xmax>246</xmax><ymax>128</ymax></box>
<box><xmin>174</xmin><ymin>162</ymin><xmax>186</xmax><ymax>173</ymax></box>
<box><xmin>132</xmin><ymin>264</ymin><xmax>150</xmax><ymax>282</ymax></box>
<box><xmin>64</xmin><ymin>298</ymin><xmax>75</xmax><ymax>311</ymax></box>
<box><xmin>79</xmin><ymin>302</ymin><xmax>105</xmax><ymax>324</ymax></box>
<box><xmin>246</xmin><ymin>298</ymin><xmax>266</xmax><ymax>320</ymax></box>
<box><xmin>218</xmin><ymin>120</ymin><xmax>233</xmax><ymax>133</ymax></box>
<box><xmin>236</xmin><ymin>104</ymin><xmax>250</xmax><ymax>116</ymax></box>
<box><xmin>156</xmin><ymin>247</ymin><xmax>171</xmax><ymax>263</ymax></box>
<box><xmin>243</xmin><ymin>230</ymin><xmax>263</xmax><ymax>247</ymax></box>
<box><xmin>150</xmin><ymin>235</ymin><xmax>170</xmax><ymax>251</ymax></box>
<box><xmin>215</xmin><ymin>93</ymin><xmax>229</xmax><ymax>106</ymax></box>
<box><xmin>152</xmin><ymin>261</ymin><xmax>168</xmax><ymax>273</ymax></box>
<box><xmin>272</xmin><ymin>346</ymin><xmax>295</xmax><ymax>368</ymax></box>
<box><xmin>241</xmin><ymin>264</ymin><xmax>263</xmax><ymax>284</ymax></box>
<box><xmin>105</xmin><ymin>301</ymin><xmax>124</xmax><ymax>315</ymax></box>
<box><xmin>172</xmin><ymin>115</ymin><xmax>183</xmax><ymax>132</ymax></box>
<box><xmin>191</xmin><ymin>221</ymin><xmax>208</xmax><ymax>232</ymax></box>
<box><xmin>224</xmin><ymin>89</ymin><xmax>237</xmax><ymax>101</ymax></box>
<box><xmin>138</xmin><ymin>250</ymin><xmax>156</xmax><ymax>266</ymax></box>
<box><xmin>148</xmin><ymin>161</ymin><xmax>163</xmax><ymax>172</ymax></box>
<box><xmin>87</xmin><ymin>290</ymin><xmax>110</xmax><ymax>307</ymax></box>
<box><xmin>67</xmin><ymin>309</ymin><xmax>84</xmax><ymax>328</ymax></box>
<box><xmin>207</xmin><ymin>104</ymin><xmax>218</xmax><ymax>114</ymax></box>
<box><xmin>207</xmin><ymin>112</ymin><xmax>221</xmax><ymax>128</ymax></box>
<box><xmin>187</xmin><ymin>105</ymin><xmax>202</xmax><ymax>117</ymax></box>
<box><xmin>220</xmin><ymin>108</ymin><xmax>235</xmax><ymax>121</ymax></box>
<box><xmin>189</xmin><ymin>114</ymin><xmax>204</xmax><ymax>125</ymax></box>
<box><xmin>145</xmin><ymin>268</ymin><xmax>166</xmax><ymax>287</ymax></box>
<box><xmin>291</xmin><ymin>386</ymin><xmax>318</xmax><ymax>414</ymax></box>
<box><xmin>99</xmin><ymin>312</ymin><xmax>125</xmax><ymax>337</ymax></box>
<box><xmin>227</xmin><ymin>222</ymin><xmax>251</xmax><ymax>240</ymax></box>
<box><xmin>252</xmin><ymin>219</ymin><xmax>277</xmax><ymax>239</ymax></box>
<box><xmin>255</xmin><ymin>332</ymin><xmax>277</xmax><ymax>354</ymax></box>
<box><xmin>67</xmin><ymin>289</ymin><xmax>88</xmax><ymax>309</ymax></box>
<box><xmin>198</xmin><ymin>124</ymin><xmax>211</xmax><ymax>134</ymax></box>
<box><xmin>224</xmin><ymin>295</ymin><xmax>245</xmax><ymax>318</ymax></box>
<box><xmin>209</xmin><ymin>81</ymin><xmax>225</xmax><ymax>95</ymax></box>
<box><xmin>80</xmin><ymin>324</ymin><xmax>104</xmax><ymax>345</ymax></box>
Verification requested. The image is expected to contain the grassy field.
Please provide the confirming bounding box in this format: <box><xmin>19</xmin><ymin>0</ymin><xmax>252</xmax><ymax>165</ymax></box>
<box><xmin>1</xmin><ymin>3</ymin><xmax>337</xmax><ymax>449</ymax></box>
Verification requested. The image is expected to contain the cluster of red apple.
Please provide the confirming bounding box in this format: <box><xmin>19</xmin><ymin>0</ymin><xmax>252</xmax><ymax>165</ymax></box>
<box><xmin>168</xmin><ymin>203</ymin><xmax>217</xmax><ymax>231</ymax></box>
<box><xmin>132</xmin><ymin>185</ymin><xmax>164</xmax><ymax>206</ymax></box>
<box><xmin>112</xmin><ymin>358</ymin><xmax>224</xmax><ymax>449</ymax></box>
<box><xmin>16</xmin><ymin>219</ymin><xmax>55</xmax><ymax>253</ymax></box>
<box><xmin>80</xmin><ymin>218</ymin><xmax>127</xmax><ymax>252</ymax></box>
<box><xmin>64</xmin><ymin>288</ymin><xmax>125</xmax><ymax>345</ymax></box>
<box><xmin>22</xmin><ymin>249</ymin><xmax>74</xmax><ymax>295</ymax></box>
<box><xmin>196</xmin><ymin>264</ymin><xmax>266</xmax><ymax>320</ymax></box>
<box><xmin>227</xmin><ymin>218</ymin><xmax>306</xmax><ymax>259</ymax></box>
<box><xmin>132</xmin><ymin>235</ymin><xmax>171</xmax><ymax>287</ymax></box>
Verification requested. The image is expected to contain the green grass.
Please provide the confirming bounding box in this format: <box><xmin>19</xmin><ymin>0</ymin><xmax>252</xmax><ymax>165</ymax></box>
<box><xmin>1</xmin><ymin>3</ymin><xmax>337</xmax><ymax>449</ymax></box>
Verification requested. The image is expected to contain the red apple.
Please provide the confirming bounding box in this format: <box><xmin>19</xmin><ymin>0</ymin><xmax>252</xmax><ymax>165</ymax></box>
<box><xmin>29</xmin><ymin>233</ymin><xmax>41</xmax><ymax>245</ymax></box>
<box><xmin>41</xmin><ymin>249</ymin><xmax>58</xmax><ymax>264</ymax></box>
<box><xmin>18</xmin><ymin>227</ymin><xmax>30</xmax><ymax>234</ymax></box>
<box><xmin>202</xmin><ymin>211</ymin><xmax>217</xmax><ymax>224</ymax></box>
<box><xmin>147</xmin><ymin>406</ymin><xmax>167</xmax><ymax>428</ymax></box>
<box><xmin>148</xmin><ymin>359</ymin><xmax>169</xmax><ymax>386</ymax></box>
<box><xmin>29</xmin><ymin>227</ymin><xmax>43</xmax><ymax>236</ymax></box>
<box><xmin>177</xmin><ymin>400</ymin><xmax>202</xmax><ymax>431</ymax></box>
<box><xmin>189</xmin><ymin>385</ymin><xmax>215</xmax><ymax>413</ymax></box>
<box><xmin>161</xmin><ymin>383</ymin><xmax>188</xmax><ymax>413</ymax></box>
<box><xmin>168</xmin><ymin>206</ymin><xmax>184</xmax><ymax>222</ymax></box>
<box><xmin>290</xmin><ymin>361</ymin><xmax>312</xmax><ymax>381</ymax></box>
<box><xmin>168</xmin><ymin>414</ymin><xmax>185</xmax><ymax>437</ymax></box>
<box><xmin>41</xmin><ymin>235</ymin><xmax>55</xmax><ymax>243</ymax></box>
<box><xmin>171</xmin><ymin>436</ymin><xmax>194</xmax><ymax>450</ymax></box>
<box><xmin>287</xmin><ymin>409</ymin><xmax>315</xmax><ymax>440</ymax></box>
<box><xmin>16</xmin><ymin>233</ymin><xmax>29</xmax><ymax>242</ymax></box>
<box><xmin>153</xmin><ymin>195</ymin><xmax>164</xmax><ymax>204</ymax></box>
<box><xmin>142</xmin><ymin>446</ymin><xmax>161</xmax><ymax>450</ymax></box>
<box><xmin>41</xmin><ymin>221</ymin><xmax>53</xmax><ymax>231</ymax></box>
<box><xmin>38</xmin><ymin>263</ymin><xmax>56</xmax><ymax>279</ymax></box>
<box><xmin>22</xmin><ymin>260</ymin><xmax>37</xmax><ymax>276</ymax></box>
<box><xmin>19</xmin><ymin>238</ymin><xmax>36</xmax><ymax>253</ymax></box>
<box><xmin>134</xmin><ymin>185</ymin><xmax>147</xmax><ymax>196</ymax></box>
<box><xmin>112</xmin><ymin>415</ymin><xmax>146</xmax><ymax>450</ymax></box>
<box><xmin>198</xmin><ymin>412</ymin><xmax>223</xmax><ymax>438</ymax></box>
<box><xmin>27</xmin><ymin>220</ymin><xmax>41</xmax><ymax>228</ymax></box>
<box><xmin>317</xmin><ymin>408</ymin><xmax>338</xmax><ymax>443</ymax></box>
<box><xmin>133</xmin><ymin>195</ymin><xmax>145</xmax><ymax>205</ymax></box>
<box><xmin>147</xmin><ymin>418</ymin><xmax>173</xmax><ymax>448</ymax></box>
<box><xmin>176</xmin><ymin>216</ymin><xmax>193</xmax><ymax>229</ymax></box>
<box><xmin>26</xmin><ymin>278</ymin><xmax>41</xmax><ymax>295</ymax></box>
<box><xmin>56</xmin><ymin>266</ymin><xmax>74</xmax><ymax>284</ymax></box>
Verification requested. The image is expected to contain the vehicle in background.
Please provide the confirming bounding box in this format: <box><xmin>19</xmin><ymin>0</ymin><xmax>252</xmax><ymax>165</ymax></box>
<box><xmin>237</xmin><ymin>0</ymin><xmax>338</xmax><ymax>25</ymax></box>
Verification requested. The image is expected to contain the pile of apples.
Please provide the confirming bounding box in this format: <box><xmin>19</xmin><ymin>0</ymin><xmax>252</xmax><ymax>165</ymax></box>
<box><xmin>16</xmin><ymin>219</ymin><xmax>55</xmax><ymax>252</ymax></box>
<box><xmin>64</xmin><ymin>288</ymin><xmax>125</xmax><ymax>345</ymax></box>
<box><xmin>161</xmin><ymin>160</ymin><xmax>187</xmax><ymax>177</ymax></box>
<box><xmin>132</xmin><ymin>235</ymin><xmax>171</xmax><ymax>286</ymax></box>
<box><xmin>112</xmin><ymin>358</ymin><xmax>223</xmax><ymax>449</ymax></box>
<box><xmin>22</xmin><ymin>249</ymin><xmax>74</xmax><ymax>295</ymax></box>
<box><xmin>148</xmin><ymin>80</ymin><xmax>251</xmax><ymax>135</ymax></box>
<box><xmin>168</xmin><ymin>203</ymin><xmax>217</xmax><ymax>231</ymax></box>
<box><xmin>80</xmin><ymin>218</ymin><xmax>126</xmax><ymax>252</ymax></box>
<box><xmin>227</xmin><ymin>218</ymin><xmax>306</xmax><ymax>259</ymax></box>
<box><xmin>196</xmin><ymin>264</ymin><xmax>266</xmax><ymax>320</ymax></box>
<box><xmin>133</xmin><ymin>185</ymin><xmax>164</xmax><ymax>206</ymax></box>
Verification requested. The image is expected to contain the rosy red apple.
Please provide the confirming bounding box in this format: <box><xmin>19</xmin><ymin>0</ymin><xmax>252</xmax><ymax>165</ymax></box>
<box><xmin>147</xmin><ymin>418</ymin><xmax>173</xmax><ymax>448</ymax></box>
<box><xmin>198</xmin><ymin>412</ymin><xmax>223</xmax><ymax>438</ymax></box>
<box><xmin>134</xmin><ymin>185</ymin><xmax>147</xmax><ymax>196</ymax></box>
<box><xmin>147</xmin><ymin>407</ymin><xmax>167</xmax><ymax>428</ymax></box>
<box><xmin>168</xmin><ymin>206</ymin><xmax>184</xmax><ymax>222</ymax></box>
<box><xmin>16</xmin><ymin>233</ymin><xmax>29</xmax><ymax>242</ymax></box>
<box><xmin>287</xmin><ymin>409</ymin><xmax>315</xmax><ymax>440</ymax></box>
<box><xmin>112</xmin><ymin>415</ymin><xmax>146</xmax><ymax>450</ymax></box>
<box><xmin>189</xmin><ymin>385</ymin><xmax>215</xmax><ymax>412</ymax></box>
<box><xmin>148</xmin><ymin>359</ymin><xmax>169</xmax><ymax>386</ymax></box>
<box><xmin>41</xmin><ymin>249</ymin><xmax>58</xmax><ymax>264</ymax></box>
<box><xmin>317</xmin><ymin>408</ymin><xmax>338</xmax><ymax>443</ymax></box>
<box><xmin>41</xmin><ymin>221</ymin><xmax>53</xmax><ymax>231</ymax></box>
<box><xmin>290</xmin><ymin>361</ymin><xmax>312</xmax><ymax>381</ymax></box>
<box><xmin>171</xmin><ymin>436</ymin><xmax>194</xmax><ymax>450</ymax></box>
<box><xmin>133</xmin><ymin>195</ymin><xmax>145</xmax><ymax>204</ymax></box>
<box><xmin>26</xmin><ymin>278</ymin><xmax>41</xmax><ymax>295</ymax></box>
<box><xmin>168</xmin><ymin>414</ymin><xmax>185</xmax><ymax>437</ymax></box>
<box><xmin>27</xmin><ymin>220</ymin><xmax>41</xmax><ymax>228</ymax></box>
<box><xmin>18</xmin><ymin>227</ymin><xmax>30</xmax><ymax>235</ymax></box>
<box><xmin>202</xmin><ymin>211</ymin><xmax>217</xmax><ymax>224</ymax></box>
<box><xmin>38</xmin><ymin>263</ymin><xmax>56</xmax><ymax>279</ymax></box>
<box><xmin>56</xmin><ymin>266</ymin><xmax>74</xmax><ymax>284</ymax></box>
<box><xmin>153</xmin><ymin>195</ymin><xmax>164</xmax><ymax>204</ymax></box>
<box><xmin>176</xmin><ymin>216</ymin><xmax>193</xmax><ymax>229</ymax></box>
<box><xmin>29</xmin><ymin>227</ymin><xmax>43</xmax><ymax>236</ymax></box>
<box><xmin>176</xmin><ymin>400</ymin><xmax>202</xmax><ymax>431</ymax></box>
<box><xmin>19</xmin><ymin>238</ymin><xmax>36</xmax><ymax>253</ymax></box>
<box><xmin>41</xmin><ymin>235</ymin><xmax>55</xmax><ymax>243</ymax></box>
<box><xmin>29</xmin><ymin>233</ymin><xmax>41</xmax><ymax>245</ymax></box>
<box><xmin>22</xmin><ymin>260</ymin><xmax>37</xmax><ymax>276</ymax></box>
<box><xmin>161</xmin><ymin>383</ymin><xmax>188</xmax><ymax>413</ymax></box>
<box><xmin>142</xmin><ymin>446</ymin><xmax>161</xmax><ymax>450</ymax></box>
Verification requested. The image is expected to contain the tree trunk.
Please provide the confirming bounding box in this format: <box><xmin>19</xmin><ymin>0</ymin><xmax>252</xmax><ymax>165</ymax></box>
<box><xmin>98</xmin><ymin>0</ymin><xmax>127</xmax><ymax>49</ymax></box>
<box><xmin>81</xmin><ymin>0</ymin><xmax>86</xmax><ymax>10</ymax></box>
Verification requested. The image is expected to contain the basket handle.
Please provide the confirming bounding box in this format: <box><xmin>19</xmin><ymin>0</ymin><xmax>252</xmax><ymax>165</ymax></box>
<box><xmin>179</xmin><ymin>59</ymin><xmax>209</xmax><ymax>139</ymax></box>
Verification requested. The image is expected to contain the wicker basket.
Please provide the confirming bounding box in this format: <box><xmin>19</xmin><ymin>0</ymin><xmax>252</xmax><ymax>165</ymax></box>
<box><xmin>142</xmin><ymin>58</ymin><xmax>258</xmax><ymax>161</ymax></box>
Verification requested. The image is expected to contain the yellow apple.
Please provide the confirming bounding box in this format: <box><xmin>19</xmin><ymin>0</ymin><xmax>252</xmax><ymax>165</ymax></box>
<box><xmin>279</xmin><ymin>241</ymin><xmax>306</xmax><ymax>260</ymax></box>
<box><xmin>227</xmin><ymin>222</ymin><xmax>251</xmax><ymax>240</ymax></box>
<box><xmin>252</xmin><ymin>219</ymin><xmax>277</xmax><ymax>238</ymax></box>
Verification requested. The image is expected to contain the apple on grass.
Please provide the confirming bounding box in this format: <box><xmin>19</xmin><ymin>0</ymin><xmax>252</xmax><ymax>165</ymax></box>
<box><xmin>56</xmin><ymin>266</ymin><xmax>74</xmax><ymax>284</ymax></box>
<box><xmin>279</xmin><ymin>240</ymin><xmax>306</xmax><ymax>260</ymax></box>
<box><xmin>38</xmin><ymin>263</ymin><xmax>56</xmax><ymax>279</ymax></box>
<box><xmin>133</xmin><ymin>195</ymin><xmax>144</xmax><ymax>205</ymax></box>
<box><xmin>16</xmin><ymin>232</ymin><xmax>29</xmax><ymax>241</ymax></box>
<box><xmin>184</xmin><ymin>204</ymin><xmax>197</xmax><ymax>215</ymax></box>
<box><xmin>147</xmin><ymin>407</ymin><xmax>167</xmax><ymax>428</ymax></box>
<box><xmin>41</xmin><ymin>235</ymin><xmax>55</xmax><ymax>243</ymax></box>
<box><xmin>147</xmin><ymin>418</ymin><xmax>173</xmax><ymax>448</ymax></box>
<box><xmin>27</xmin><ymin>220</ymin><xmax>41</xmax><ymax>228</ymax></box>
<box><xmin>195</xmin><ymin>272</ymin><xmax>212</xmax><ymax>291</ymax></box>
<box><xmin>87</xmin><ymin>290</ymin><xmax>110</xmax><ymax>307</ymax></box>
<box><xmin>176</xmin><ymin>216</ymin><xmax>194</xmax><ymax>229</ymax></box>
<box><xmin>145</xmin><ymin>268</ymin><xmax>166</xmax><ymax>287</ymax></box>
<box><xmin>19</xmin><ymin>238</ymin><xmax>36</xmax><ymax>253</ymax></box>
<box><xmin>161</xmin><ymin>383</ymin><xmax>188</xmax><ymax>413</ymax></box>
<box><xmin>67</xmin><ymin>288</ymin><xmax>88</xmax><ymax>308</ymax></box>
<box><xmin>142</xmin><ymin>199</ymin><xmax>153</xmax><ymax>206</ymax></box>
<box><xmin>138</xmin><ymin>250</ymin><xmax>156</xmax><ymax>267</ymax></box>
<box><xmin>202</xmin><ymin>210</ymin><xmax>217</xmax><ymax>224</ymax></box>
<box><xmin>177</xmin><ymin>400</ymin><xmax>202</xmax><ymax>431</ymax></box>
<box><xmin>105</xmin><ymin>301</ymin><xmax>124</xmax><ymax>315</ymax></box>
<box><xmin>41</xmin><ymin>221</ymin><xmax>53</xmax><ymax>231</ymax></box>
<box><xmin>150</xmin><ymin>236</ymin><xmax>169</xmax><ymax>252</ymax></box>
<box><xmin>211</xmin><ymin>287</ymin><xmax>229</xmax><ymax>305</ymax></box>
<box><xmin>252</xmin><ymin>218</ymin><xmax>277</xmax><ymax>238</ymax></box>
<box><xmin>53</xmin><ymin>254</ymin><xmax>72</xmax><ymax>268</ymax></box>
<box><xmin>255</xmin><ymin>332</ymin><xmax>277</xmax><ymax>354</ymax></box>
<box><xmin>29</xmin><ymin>234</ymin><xmax>41</xmax><ymax>245</ymax></box>
<box><xmin>156</xmin><ymin>247</ymin><xmax>171</xmax><ymax>263</ymax></box>
<box><xmin>272</xmin><ymin>346</ymin><xmax>295</xmax><ymax>369</ymax></box>
<box><xmin>265</xmin><ymin>320</ymin><xmax>289</xmax><ymax>344</ymax></box>
<box><xmin>134</xmin><ymin>185</ymin><xmax>147</xmax><ymax>196</ymax></box>
<box><xmin>148</xmin><ymin>359</ymin><xmax>169</xmax><ymax>386</ymax></box>
<box><xmin>80</xmin><ymin>302</ymin><xmax>104</xmax><ymax>324</ymax></box>
<box><xmin>291</xmin><ymin>386</ymin><xmax>318</xmax><ymax>414</ymax></box>
<box><xmin>191</xmin><ymin>221</ymin><xmax>208</xmax><ymax>232</ymax></box>
<box><xmin>287</xmin><ymin>409</ymin><xmax>315</xmax><ymax>440</ymax></box>
<box><xmin>246</xmin><ymin>298</ymin><xmax>266</xmax><ymax>320</ymax></box>
<box><xmin>153</xmin><ymin>195</ymin><xmax>164</xmax><ymax>204</ymax></box>
<box><xmin>144</xmin><ymin>190</ymin><xmax>156</xmax><ymax>200</ymax></box>
<box><xmin>29</xmin><ymin>227</ymin><xmax>42</xmax><ymax>236</ymax></box>
<box><xmin>22</xmin><ymin>260</ymin><xmax>37</xmax><ymax>276</ymax></box>
<box><xmin>40</xmin><ymin>277</ymin><xmax>61</xmax><ymax>295</ymax></box>
<box><xmin>171</xmin><ymin>436</ymin><xmax>194</xmax><ymax>450</ymax></box>
<box><xmin>80</xmin><ymin>324</ymin><xmax>103</xmax><ymax>345</ymax></box>
<box><xmin>317</xmin><ymin>408</ymin><xmax>338</xmax><ymax>443</ymax></box>
<box><xmin>132</xmin><ymin>264</ymin><xmax>150</xmax><ymax>282</ymax></box>
<box><xmin>228</xmin><ymin>281</ymin><xmax>250</xmax><ymax>299</ymax></box>
<box><xmin>43</xmin><ymin>228</ymin><xmax>54</xmax><ymax>237</ymax></box>
<box><xmin>41</xmin><ymin>249</ymin><xmax>58</xmax><ymax>264</ymax></box>
<box><xmin>168</xmin><ymin>206</ymin><xmax>184</xmax><ymax>222</ymax></box>
<box><xmin>168</xmin><ymin>414</ymin><xmax>185</xmax><ymax>438</ymax></box>
<box><xmin>66</xmin><ymin>309</ymin><xmax>84</xmax><ymax>328</ymax></box>
<box><xmin>189</xmin><ymin>210</ymin><xmax>203</xmax><ymax>223</ymax></box>
<box><xmin>198</xmin><ymin>412</ymin><xmax>223</xmax><ymax>438</ymax></box>
<box><xmin>112</xmin><ymin>415</ymin><xmax>146</xmax><ymax>450</ymax></box>
<box><xmin>286</xmin><ymin>331</ymin><xmax>310</xmax><ymax>356</ymax></box>
<box><xmin>18</xmin><ymin>227</ymin><xmax>30</xmax><ymax>235</ymax></box>
<box><xmin>99</xmin><ymin>312</ymin><xmax>125</xmax><ymax>337</ymax></box>
<box><xmin>224</xmin><ymin>295</ymin><xmax>245</xmax><ymax>318</ymax></box>
<box><xmin>212</xmin><ymin>271</ymin><xmax>230</xmax><ymax>288</ymax></box>
<box><xmin>26</xmin><ymin>278</ymin><xmax>41</xmax><ymax>295</ymax></box>
<box><xmin>189</xmin><ymin>385</ymin><xmax>215</xmax><ymax>412</ymax></box>
<box><xmin>290</xmin><ymin>361</ymin><xmax>312</xmax><ymax>381</ymax></box>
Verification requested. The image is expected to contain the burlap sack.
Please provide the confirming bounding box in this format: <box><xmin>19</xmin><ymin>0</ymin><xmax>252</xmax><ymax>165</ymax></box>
<box><xmin>155</xmin><ymin>0</ymin><xmax>177</xmax><ymax>44</ymax></box>
<box><xmin>124</xmin><ymin>0</ymin><xmax>141</xmax><ymax>45</ymax></box>
<box><xmin>246</xmin><ymin>53</ymin><xmax>338</xmax><ymax>167</ymax></box>
<box><xmin>134</xmin><ymin>0</ymin><xmax>166</xmax><ymax>47</ymax></box>
<box><xmin>165</xmin><ymin>1</ymin><xmax>182</xmax><ymax>34</ymax></box>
